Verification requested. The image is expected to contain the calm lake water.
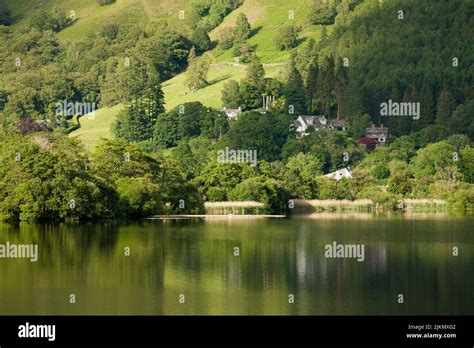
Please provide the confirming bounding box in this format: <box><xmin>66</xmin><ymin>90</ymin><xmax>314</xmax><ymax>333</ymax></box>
<box><xmin>0</xmin><ymin>213</ymin><xmax>473</xmax><ymax>315</ymax></box>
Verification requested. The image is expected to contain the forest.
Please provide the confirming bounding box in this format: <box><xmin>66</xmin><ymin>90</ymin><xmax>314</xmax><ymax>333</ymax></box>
<box><xmin>0</xmin><ymin>0</ymin><xmax>472</xmax><ymax>221</ymax></box>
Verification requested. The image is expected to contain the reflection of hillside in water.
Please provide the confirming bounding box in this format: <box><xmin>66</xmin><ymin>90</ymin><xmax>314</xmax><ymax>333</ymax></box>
<box><xmin>0</xmin><ymin>216</ymin><xmax>472</xmax><ymax>315</ymax></box>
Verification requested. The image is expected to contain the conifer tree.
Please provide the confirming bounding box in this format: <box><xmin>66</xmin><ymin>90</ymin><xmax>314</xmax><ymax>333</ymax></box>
<box><xmin>435</xmin><ymin>88</ymin><xmax>455</xmax><ymax>126</ymax></box>
<box><xmin>284</xmin><ymin>53</ymin><xmax>307</xmax><ymax>115</ymax></box>
<box><xmin>234</xmin><ymin>13</ymin><xmax>252</xmax><ymax>42</ymax></box>
<box><xmin>334</xmin><ymin>58</ymin><xmax>347</xmax><ymax>120</ymax></box>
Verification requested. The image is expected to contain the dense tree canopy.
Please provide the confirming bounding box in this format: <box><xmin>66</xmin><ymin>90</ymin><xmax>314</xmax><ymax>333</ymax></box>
<box><xmin>0</xmin><ymin>4</ymin><xmax>12</xmax><ymax>26</ymax></box>
<box><xmin>0</xmin><ymin>0</ymin><xmax>472</xmax><ymax>219</ymax></box>
<box><xmin>220</xmin><ymin>111</ymin><xmax>290</xmax><ymax>162</ymax></box>
<box><xmin>154</xmin><ymin>102</ymin><xmax>229</xmax><ymax>149</ymax></box>
<box><xmin>0</xmin><ymin>132</ymin><xmax>204</xmax><ymax>222</ymax></box>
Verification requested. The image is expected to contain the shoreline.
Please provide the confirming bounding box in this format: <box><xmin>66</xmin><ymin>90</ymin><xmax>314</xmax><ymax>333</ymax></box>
<box><xmin>0</xmin><ymin>200</ymin><xmax>469</xmax><ymax>224</ymax></box>
<box><xmin>146</xmin><ymin>214</ymin><xmax>286</xmax><ymax>220</ymax></box>
<box><xmin>292</xmin><ymin>198</ymin><xmax>450</xmax><ymax>213</ymax></box>
<box><xmin>0</xmin><ymin>210</ymin><xmax>471</xmax><ymax>225</ymax></box>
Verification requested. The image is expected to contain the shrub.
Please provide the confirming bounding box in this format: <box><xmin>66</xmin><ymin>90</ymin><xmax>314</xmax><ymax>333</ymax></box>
<box><xmin>311</xmin><ymin>0</ymin><xmax>337</xmax><ymax>25</ymax></box>
<box><xmin>116</xmin><ymin>177</ymin><xmax>162</xmax><ymax>217</ymax></box>
<box><xmin>447</xmin><ymin>187</ymin><xmax>474</xmax><ymax>211</ymax></box>
<box><xmin>218</xmin><ymin>27</ymin><xmax>235</xmax><ymax>49</ymax></box>
<box><xmin>206</xmin><ymin>187</ymin><xmax>227</xmax><ymax>201</ymax></box>
<box><xmin>191</xmin><ymin>27</ymin><xmax>212</xmax><ymax>52</ymax></box>
<box><xmin>388</xmin><ymin>173</ymin><xmax>413</xmax><ymax>196</ymax></box>
<box><xmin>232</xmin><ymin>42</ymin><xmax>255</xmax><ymax>62</ymax></box>
<box><xmin>357</xmin><ymin>185</ymin><xmax>399</xmax><ymax>211</ymax></box>
<box><xmin>317</xmin><ymin>177</ymin><xmax>353</xmax><ymax>200</ymax></box>
<box><xmin>275</xmin><ymin>26</ymin><xmax>300</xmax><ymax>50</ymax></box>
<box><xmin>372</xmin><ymin>163</ymin><xmax>390</xmax><ymax>179</ymax></box>
<box><xmin>30</xmin><ymin>5</ymin><xmax>74</xmax><ymax>32</ymax></box>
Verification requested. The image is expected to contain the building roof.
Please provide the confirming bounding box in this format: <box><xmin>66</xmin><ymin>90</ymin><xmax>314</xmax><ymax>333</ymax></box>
<box><xmin>330</xmin><ymin>119</ymin><xmax>346</xmax><ymax>127</ymax></box>
<box><xmin>297</xmin><ymin>115</ymin><xmax>326</xmax><ymax>128</ymax></box>
<box><xmin>325</xmin><ymin>168</ymin><xmax>352</xmax><ymax>180</ymax></box>
<box><xmin>300</xmin><ymin>115</ymin><xmax>325</xmax><ymax>123</ymax></box>
<box><xmin>294</xmin><ymin>119</ymin><xmax>303</xmax><ymax>128</ymax></box>
<box><xmin>222</xmin><ymin>107</ymin><xmax>242</xmax><ymax>118</ymax></box>
<box><xmin>366</xmin><ymin>124</ymin><xmax>388</xmax><ymax>133</ymax></box>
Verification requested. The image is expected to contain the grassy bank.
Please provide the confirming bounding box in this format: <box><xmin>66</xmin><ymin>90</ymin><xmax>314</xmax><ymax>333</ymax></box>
<box><xmin>293</xmin><ymin>199</ymin><xmax>449</xmax><ymax>213</ymax></box>
<box><xmin>204</xmin><ymin>201</ymin><xmax>271</xmax><ymax>215</ymax></box>
<box><xmin>400</xmin><ymin>199</ymin><xmax>448</xmax><ymax>212</ymax></box>
<box><xmin>294</xmin><ymin>199</ymin><xmax>375</xmax><ymax>213</ymax></box>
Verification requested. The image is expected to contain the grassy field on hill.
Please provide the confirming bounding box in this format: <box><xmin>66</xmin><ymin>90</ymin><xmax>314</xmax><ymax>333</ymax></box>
<box><xmin>3</xmin><ymin>0</ymin><xmax>310</xmax><ymax>148</ymax></box>
<box><xmin>163</xmin><ymin>63</ymin><xmax>282</xmax><ymax>109</ymax></box>
<box><xmin>5</xmin><ymin>0</ymin><xmax>326</xmax><ymax>149</ymax></box>
<box><xmin>57</xmin><ymin>0</ymin><xmax>192</xmax><ymax>41</ymax></box>
<box><xmin>209</xmin><ymin>0</ymin><xmax>329</xmax><ymax>63</ymax></box>
<box><xmin>71</xmin><ymin>64</ymin><xmax>283</xmax><ymax>149</ymax></box>
<box><xmin>6</xmin><ymin>0</ymin><xmax>325</xmax><ymax>60</ymax></box>
<box><xmin>5</xmin><ymin>0</ymin><xmax>192</xmax><ymax>41</ymax></box>
<box><xmin>70</xmin><ymin>103</ymin><xmax>123</xmax><ymax>151</ymax></box>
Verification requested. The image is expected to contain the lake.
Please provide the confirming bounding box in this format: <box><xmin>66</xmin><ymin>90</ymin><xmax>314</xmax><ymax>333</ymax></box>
<box><xmin>0</xmin><ymin>213</ymin><xmax>473</xmax><ymax>315</ymax></box>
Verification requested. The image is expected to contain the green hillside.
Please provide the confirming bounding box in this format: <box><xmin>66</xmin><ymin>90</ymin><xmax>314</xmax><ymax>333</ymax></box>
<box><xmin>2</xmin><ymin>0</ymin><xmax>472</xmax><ymax>148</ymax></box>
<box><xmin>3</xmin><ymin>0</ymin><xmax>321</xmax><ymax>147</ymax></box>
<box><xmin>5</xmin><ymin>0</ymin><xmax>193</xmax><ymax>41</ymax></box>
<box><xmin>208</xmin><ymin>0</ymin><xmax>329</xmax><ymax>63</ymax></box>
<box><xmin>5</xmin><ymin>0</ymin><xmax>325</xmax><ymax>59</ymax></box>
<box><xmin>59</xmin><ymin>0</ymin><xmax>320</xmax><ymax>147</ymax></box>
<box><xmin>1</xmin><ymin>0</ymin><xmax>473</xmax><ymax>222</ymax></box>
<box><xmin>163</xmin><ymin>63</ymin><xmax>282</xmax><ymax>109</ymax></box>
<box><xmin>59</xmin><ymin>0</ymin><xmax>326</xmax><ymax>147</ymax></box>
<box><xmin>70</xmin><ymin>103</ymin><xmax>123</xmax><ymax>151</ymax></box>
<box><xmin>71</xmin><ymin>64</ymin><xmax>282</xmax><ymax>148</ymax></box>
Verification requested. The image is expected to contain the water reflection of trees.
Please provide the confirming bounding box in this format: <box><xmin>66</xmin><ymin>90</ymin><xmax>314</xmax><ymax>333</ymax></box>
<box><xmin>0</xmin><ymin>222</ymin><xmax>166</xmax><ymax>288</ymax></box>
<box><xmin>159</xmin><ymin>218</ymin><xmax>474</xmax><ymax>314</ymax></box>
<box><xmin>0</xmin><ymin>222</ymin><xmax>119</xmax><ymax>265</ymax></box>
<box><xmin>1</xmin><ymin>217</ymin><xmax>473</xmax><ymax>314</ymax></box>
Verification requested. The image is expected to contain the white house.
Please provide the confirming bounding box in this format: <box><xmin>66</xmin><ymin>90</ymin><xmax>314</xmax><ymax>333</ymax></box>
<box><xmin>325</xmin><ymin>168</ymin><xmax>352</xmax><ymax>181</ymax></box>
<box><xmin>222</xmin><ymin>107</ymin><xmax>242</xmax><ymax>120</ymax></box>
<box><xmin>293</xmin><ymin>115</ymin><xmax>327</xmax><ymax>136</ymax></box>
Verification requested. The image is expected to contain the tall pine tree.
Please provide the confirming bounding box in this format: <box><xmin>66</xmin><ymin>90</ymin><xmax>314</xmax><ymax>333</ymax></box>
<box><xmin>234</xmin><ymin>13</ymin><xmax>252</xmax><ymax>42</ymax></box>
<box><xmin>334</xmin><ymin>58</ymin><xmax>348</xmax><ymax>120</ymax></box>
<box><xmin>284</xmin><ymin>53</ymin><xmax>307</xmax><ymax>115</ymax></box>
<box><xmin>435</xmin><ymin>88</ymin><xmax>455</xmax><ymax>126</ymax></box>
<box><xmin>112</xmin><ymin>61</ymin><xmax>164</xmax><ymax>142</ymax></box>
